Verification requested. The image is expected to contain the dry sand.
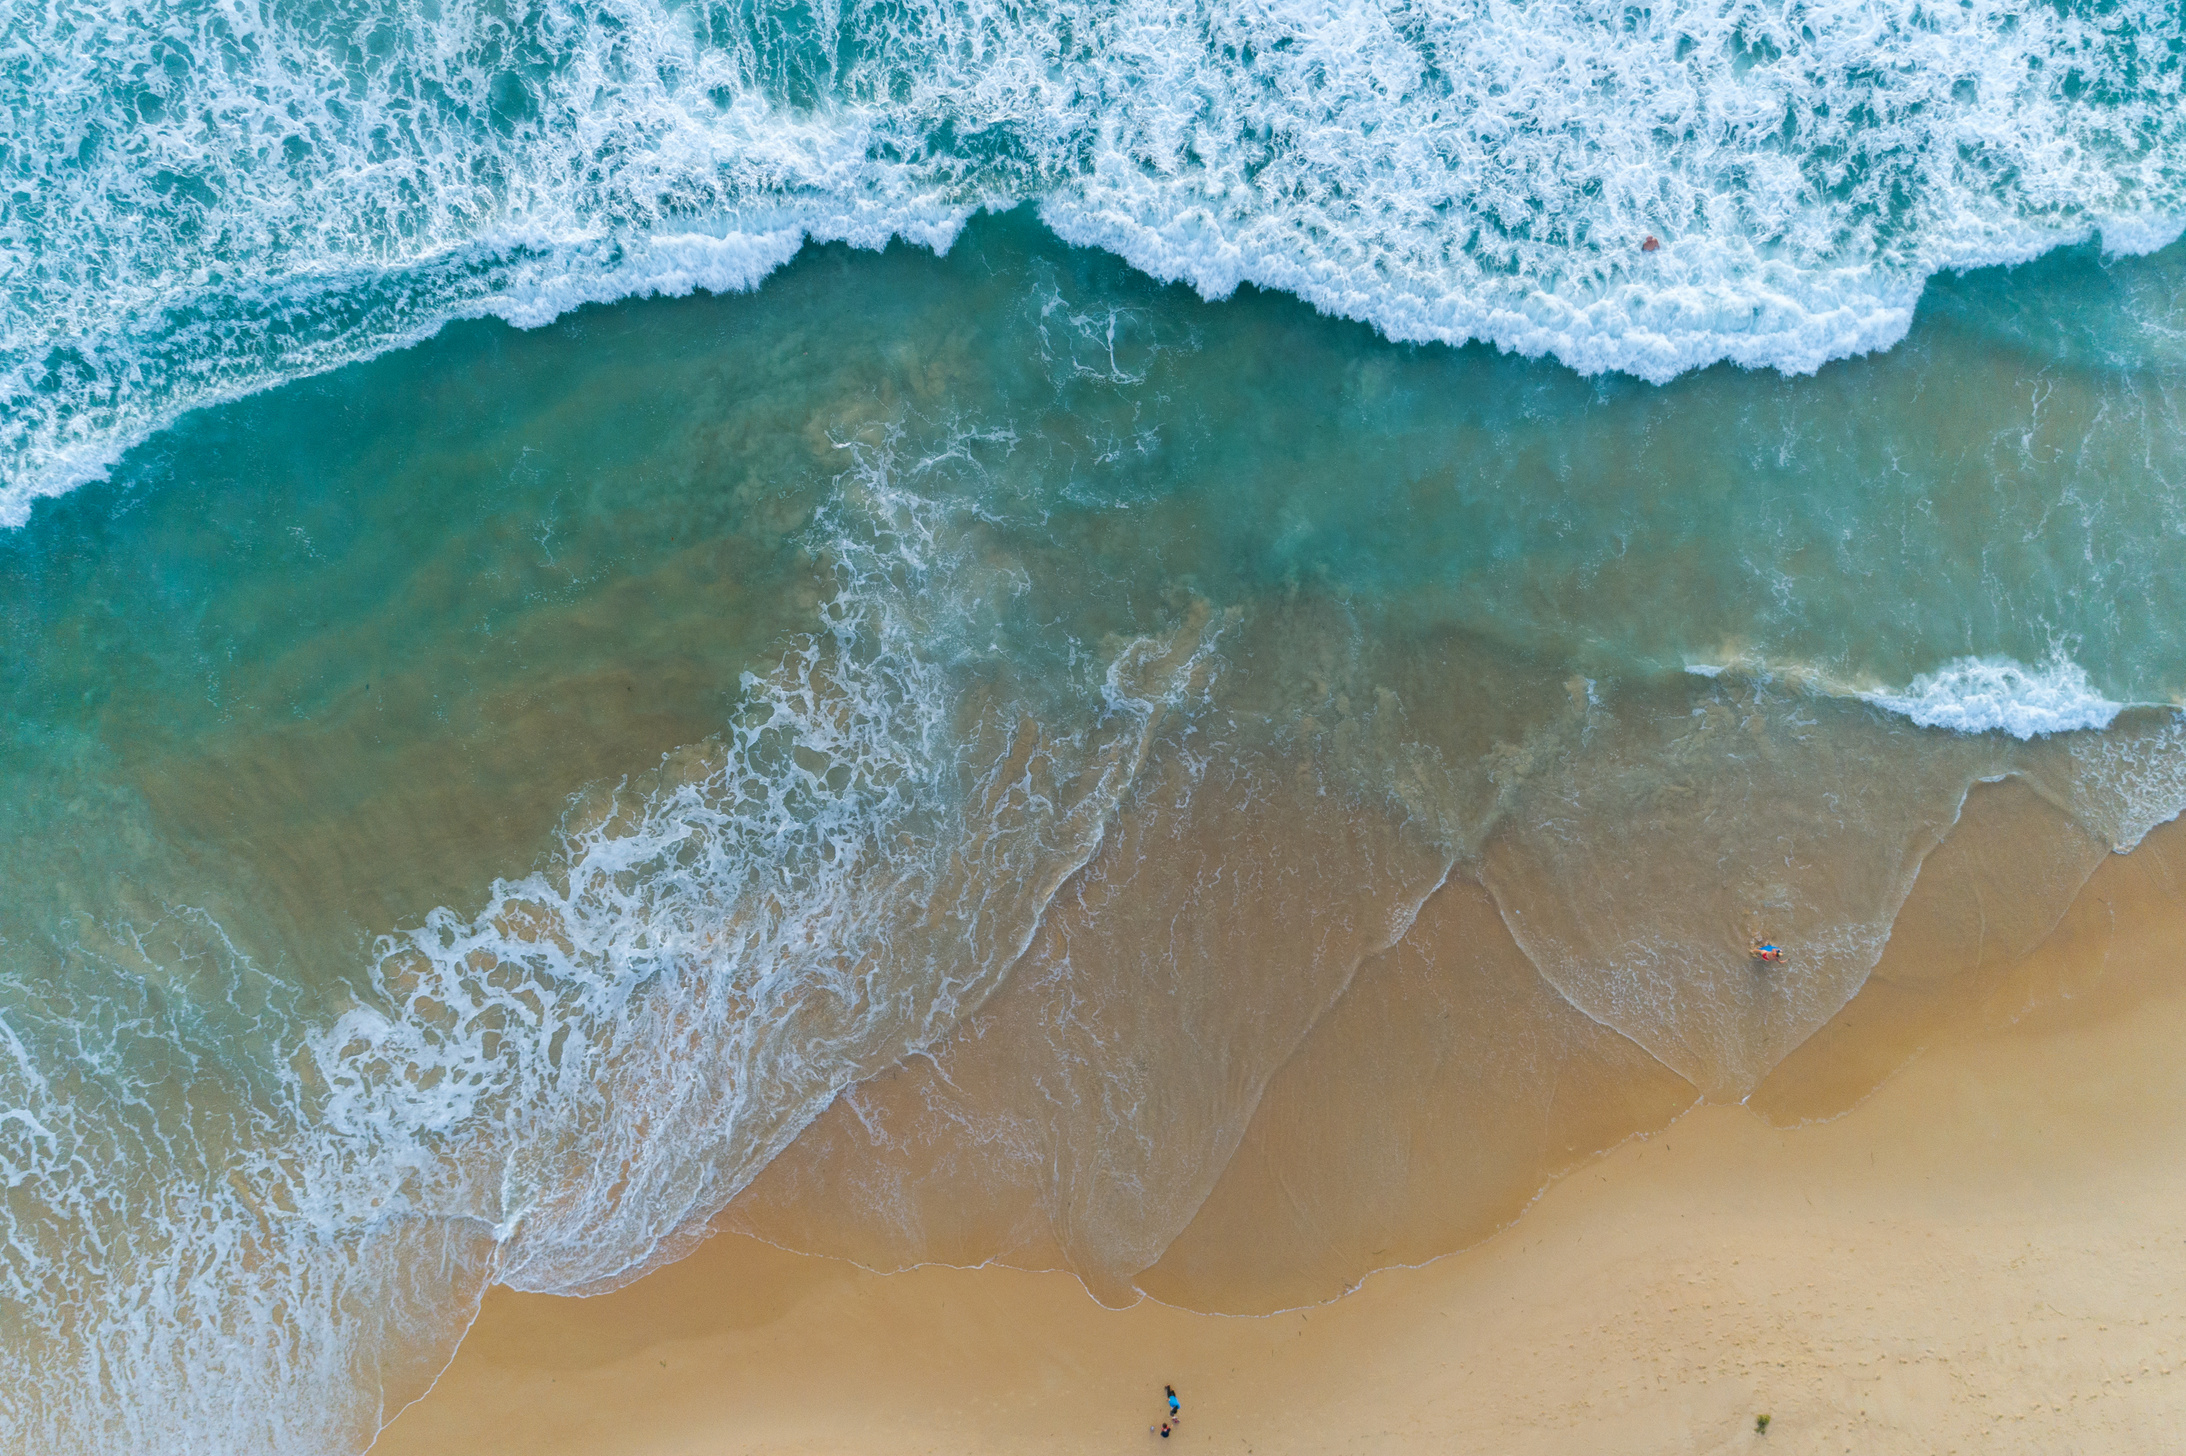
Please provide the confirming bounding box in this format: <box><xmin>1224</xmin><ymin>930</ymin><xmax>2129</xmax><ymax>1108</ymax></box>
<box><xmin>375</xmin><ymin>819</ymin><xmax>2186</xmax><ymax>1456</ymax></box>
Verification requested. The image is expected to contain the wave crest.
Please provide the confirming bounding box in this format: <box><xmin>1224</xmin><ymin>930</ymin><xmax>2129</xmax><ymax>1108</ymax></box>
<box><xmin>7</xmin><ymin>0</ymin><xmax>2186</xmax><ymax>515</ymax></box>
<box><xmin>1861</xmin><ymin>656</ymin><xmax>2126</xmax><ymax>740</ymax></box>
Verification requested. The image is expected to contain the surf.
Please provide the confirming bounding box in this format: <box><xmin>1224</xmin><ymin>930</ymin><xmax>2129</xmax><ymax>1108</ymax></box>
<box><xmin>3</xmin><ymin>183</ymin><xmax>2184</xmax><ymax>1456</ymax></box>
<box><xmin>7</xmin><ymin>0</ymin><xmax>2185</xmax><ymax>519</ymax></box>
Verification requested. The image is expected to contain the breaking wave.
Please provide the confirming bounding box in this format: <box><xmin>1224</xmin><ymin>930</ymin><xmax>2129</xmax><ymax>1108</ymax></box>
<box><xmin>7</xmin><ymin>0</ymin><xmax>2185</xmax><ymax>520</ymax></box>
<box><xmin>1860</xmin><ymin>655</ymin><xmax>2128</xmax><ymax>740</ymax></box>
<box><xmin>0</xmin><ymin>447</ymin><xmax>1222</xmax><ymax>1453</ymax></box>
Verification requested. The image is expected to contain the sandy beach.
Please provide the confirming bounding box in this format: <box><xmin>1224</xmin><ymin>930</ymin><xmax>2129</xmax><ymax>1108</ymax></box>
<box><xmin>373</xmin><ymin>812</ymin><xmax>2186</xmax><ymax>1456</ymax></box>
<box><xmin>18</xmin><ymin>1</ymin><xmax>2186</xmax><ymax>1445</ymax></box>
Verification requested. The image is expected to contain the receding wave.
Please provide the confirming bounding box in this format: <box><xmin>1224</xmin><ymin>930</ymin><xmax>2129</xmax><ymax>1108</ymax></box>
<box><xmin>7</xmin><ymin>0</ymin><xmax>2186</xmax><ymax>519</ymax></box>
<box><xmin>0</xmin><ymin>449</ymin><xmax>1221</xmax><ymax>1452</ymax></box>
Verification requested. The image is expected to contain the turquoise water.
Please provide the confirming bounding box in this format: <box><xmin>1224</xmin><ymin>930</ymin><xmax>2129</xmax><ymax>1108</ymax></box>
<box><xmin>4</xmin><ymin>135</ymin><xmax>2186</xmax><ymax>1456</ymax></box>
<box><xmin>8</xmin><ymin>0</ymin><xmax>2185</xmax><ymax>508</ymax></box>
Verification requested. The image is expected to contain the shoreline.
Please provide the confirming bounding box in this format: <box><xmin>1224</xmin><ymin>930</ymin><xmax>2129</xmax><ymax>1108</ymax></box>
<box><xmin>375</xmin><ymin>815</ymin><xmax>2186</xmax><ymax>1455</ymax></box>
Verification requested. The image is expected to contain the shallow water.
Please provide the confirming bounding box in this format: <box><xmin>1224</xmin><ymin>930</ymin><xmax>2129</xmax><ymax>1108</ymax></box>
<box><xmin>5</xmin><ymin>205</ymin><xmax>2186</xmax><ymax>1451</ymax></box>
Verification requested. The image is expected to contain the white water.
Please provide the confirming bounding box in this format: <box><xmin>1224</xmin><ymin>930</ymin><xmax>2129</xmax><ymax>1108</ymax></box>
<box><xmin>0</xmin><ymin>448</ymin><xmax>1224</xmax><ymax>1453</ymax></box>
<box><xmin>7</xmin><ymin>0</ymin><xmax>2185</xmax><ymax>518</ymax></box>
<box><xmin>1861</xmin><ymin>655</ymin><xmax>2127</xmax><ymax>740</ymax></box>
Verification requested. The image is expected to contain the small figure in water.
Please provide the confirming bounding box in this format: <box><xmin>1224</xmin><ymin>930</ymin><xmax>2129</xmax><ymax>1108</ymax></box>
<box><xmin>1641</xmin><ymin>234</ymin><xmax>1661</xmax><ymax>252</ymax></box>
<box><xmin>1750</xmin><ymin>940</ymin><xmax>1783</xmax><ymax>964</ymax></box>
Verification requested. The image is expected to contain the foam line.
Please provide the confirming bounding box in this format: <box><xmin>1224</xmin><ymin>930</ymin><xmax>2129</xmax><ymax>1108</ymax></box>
<box><xmin>7</xmin><ymin>0</ymin><xmax>2186</xmax><ymax>516</ymax></box>
<box><xmin>0</xmin><ymin>452</ymin><xmax>1219</xmax><ymax>1454</ymax></box>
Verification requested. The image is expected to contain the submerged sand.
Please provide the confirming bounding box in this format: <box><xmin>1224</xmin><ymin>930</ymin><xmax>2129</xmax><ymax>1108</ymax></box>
<box><xmin>375</xmin><ymin>813</ymin><xmax>2186</xmax><ymax>1456</ymax></box>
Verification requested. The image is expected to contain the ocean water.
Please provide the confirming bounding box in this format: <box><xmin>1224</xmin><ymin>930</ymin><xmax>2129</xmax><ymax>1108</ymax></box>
<box><xmin>4</xmin><ymin>0</ymin><xmax>2186</xmax><ymax>1446</ymax></box>
<box><xmin>9</xmin><ymin>0</ymin><xmax>2186</xmax><ymax>513</ymax></box>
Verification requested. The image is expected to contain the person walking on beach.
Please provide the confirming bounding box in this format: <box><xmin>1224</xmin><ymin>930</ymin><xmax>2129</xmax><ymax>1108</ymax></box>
<box><xmin>1151</xmin><ymin>1383</ymin><xmax>1182</xmax><ymax>1437</ymax></box>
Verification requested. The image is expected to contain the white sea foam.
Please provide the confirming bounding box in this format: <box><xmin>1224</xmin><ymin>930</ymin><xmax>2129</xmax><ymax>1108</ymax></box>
<box><xmin>6</xmin><ymin>0</ymin><xmax>2185</xmax><ymax>516</ymax></box>
<box><xmin>1861</xmin><ymin>656</ymin><xmax>2126</xmax><ymax>740</ymax></box>
<box><xmin>2060</xmin><ymin>712</ymin><xmax>2186</xmax><ymax>850</ymax></box>
<box><xmin>2101</xmin><ymin>214</ymin><xmax>2186</xmax><ymax>260</ymax></box>
<box><xmin>0</xmin><ymin>445</ymin><xmax>1226</xmax><ymax>1454</ymax></box>
<box><xmin>307</xmin><ymin>452</ymin><xmax>1222</xmax><ymax>1299</ymax></box>
<box><xmin>0</xmin><ymin>910</ymin><xmax>498</xmax><ymax>1456</ymax></box>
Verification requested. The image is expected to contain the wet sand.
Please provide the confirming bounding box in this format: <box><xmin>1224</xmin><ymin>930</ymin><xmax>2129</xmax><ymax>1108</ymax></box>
<box><xmin>374</xmin><ymin>815</ymin><xmax>2186</xmax><ymax>1456</ymax></box>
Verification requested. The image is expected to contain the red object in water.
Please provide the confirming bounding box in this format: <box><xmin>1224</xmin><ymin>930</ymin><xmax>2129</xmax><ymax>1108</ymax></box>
<box><xmin>1641</xmin><ymin>234</ymin><xmax>1661</xmax><ymax>252</ymax></box>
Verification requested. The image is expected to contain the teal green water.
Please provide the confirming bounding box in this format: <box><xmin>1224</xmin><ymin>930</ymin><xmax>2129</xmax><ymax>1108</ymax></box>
<box><xmin>9</xmin><ymin>0</ymin><xmax>2185</xmax><ymax>500</ymax></box>
<box><xmin>6</xmin><ymin>211</ymin><xmax>2186</xmax><ymax>1452</ymax></box>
